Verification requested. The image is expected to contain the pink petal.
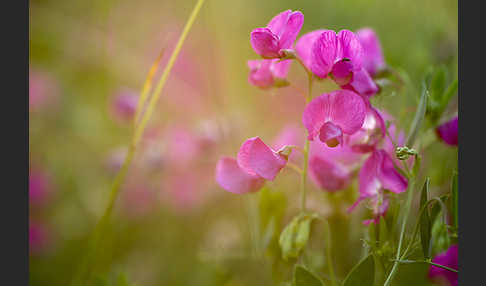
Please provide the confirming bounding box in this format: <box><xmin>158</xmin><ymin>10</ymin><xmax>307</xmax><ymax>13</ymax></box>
<box><xmin>358</xmin><ymin>151</ymin><xmax>383</xmax><ymax>199</ymax></box>
<box><xmin>296</xmin><ymin>30</ymin><xmax>326</xmax><ymax>70</ymax></box>
<box><xmin>348</xmin><ymin>104</ymin><xmax>386</xmax><ymax>152</ymax></box>
<box><xmin>337</xmin><ymin>29</ymin><xmax>363</xmax><ymax>70</ymax></box>
<box><xmin>436</xmin><ymin>116</ymin><xmax>458</xmax><ymax>146</ymax></box>
<box><xmin>377</xmin><ymin>149</ymin><xmax>408</xmax><ymax>194</ymax></box>
<box><xmin>302</xmin><ymin>90</ymin><xmax>366</xmax><ymax>142</ymax></box>
<box><xmin>319</xmin><ymin>121</ymin><xmax>343</xmax><ymax>147</ymax></box>
<box><xmin>247</xmin><ymin>60</ymin><xmax>275</xmax><ymax>88</ymax></box>
<box><xmin>309</xmin><ymin>139</ymin><xmax>363</xmax><ymax>167</ymax></box>
<box><xmin>215</xmin><ymin>157</ymin><xmax>265</xmax><ymax>194</ymax></box>
<box><xmin>342</xmin><ymin>68</ymin><xmax>379</xmax><ymax>98</ymax></box>
<box><xmin>272</xmin><ymin>125</ymin><xmax>303</xmax><ymax>151</ymax></box>
<box><xmin>270</xmin><ymin>59</ymin><xmax>291</xmax><ymax>79</ymax></box>
<box><xmin>267</xmin><ymin>10</ymin><xmax>292</xmax><ymax>37</ymax></box>
<box><xmin>356</xmin><ymin>28</ymin><xmax>385</xmax><ymax>76</ymax></box>
<box><xmin>277</xmin><ymin>11</ymin><xmax>304</xmax><ymax>50</ymax></box>
<box><xmin>311</xmin><ymin>30</ymin><xmax>339</xmax><ymax>78</ymax></box>
<box><xmin>237</xmin><ymin>137</ymin><xmax>287</xmax><ymax>180</ymax></box>
<box><xmin>429</xmin><ymin>245</ymin><xmax>458</xmax><ymax>286</ymax></box>
<box><xmin>331</xmin><ymin>60</ymin><xmax>354</xmax><ymax>85</ymax></box>
<box><xmin>309</xmin><ymin>155</ymin><xmax>352</xmax><ymax>192</ymax></box>
<box><xmin>250</xmin><ymin>28</ymin><xmax>281</xmax><ymax>58</ymax></box>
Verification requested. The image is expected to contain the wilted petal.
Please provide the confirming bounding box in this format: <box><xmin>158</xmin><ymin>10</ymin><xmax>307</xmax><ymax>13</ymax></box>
<box><xmin>250</xmin><ymin>28</ymin><xmax>280</xmax><ymax>58</ymax></box>
<box><xmin>356</xmin><ymin>28</ymin><xmax>385</xmax><ymax>76</ymax></box>
<box><xmin>311</xmin><ymin>30</ymin><xmax>339</xmax><ymax>78</ymax></box>
<box><xmin>309</xmin><ymin>155</ymin><xmax>352</xmax><ymax>192</ymax></box>
<box><xmin>429</xmin><ymin>245</ymin><xmax>458</xmax><ymax>286</ymax></box>
<box><xmin>216</xmin><ymin>157</ymin><xmax>265</xmax><ymax>194</ymax></box>
<box><xmin>302</xmin><ymin>90</ymin><xmax>366</xmax><ymax>144</ymax></box>
<box><xmin>277</xmin><ymin>11</ymin><xmax>304</xmax><ymax>50</ymax></box>
<box><xmin>237</xmin><ymin>137</ymin><xmax>287</xmax><ymax>180</ymax></box>
<box><xmin>296</xmin><ymin>30</ymin><xmax>326</xmax><ymax>70</ymax></box>
<box><xmin>436</xmin><ymin>116</ymin><xmax>458</xmax><ymax>146</ymax></box>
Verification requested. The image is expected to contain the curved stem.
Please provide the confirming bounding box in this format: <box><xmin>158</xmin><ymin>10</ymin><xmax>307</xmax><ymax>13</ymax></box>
<box><xmin>300</xmin><ymin>74</ymin><xmax>313</xmax><ymax>211</ymax></box>
<box><xmin>70</xmin><ymin>0</ymin><xmax>205</xmax><ymax>284</ymax></box>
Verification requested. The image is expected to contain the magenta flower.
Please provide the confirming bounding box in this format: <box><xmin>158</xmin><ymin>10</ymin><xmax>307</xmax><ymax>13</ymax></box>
<box><xmin>295</xmin><ymin>29</ymin><xmax>327</xmax><ymax>70</ymax></box>
<box><xmin>436</xmin><ymin>116</ymin><xmax>458</xmax><ymax>146</ymax></box>
<box><xmin>302</xmin><ymin>90</ymin><xmax>367</xmax><ymax>147</ymax></box>
<box><xmin>341</xmin><ymin>67</ymin><xmax>379</xmax><ymax>97</ymax></box>
<box><xmin>347</xmin><ymin>104</ymin><xmax>386</xmax><ymax>153</ymax></box>
<box><xmin>216</xmin><ymin>137</ymin><xmax>290</xmax><ymax>194</ymax></box>
<box><xmin>308</xmin><ymin>140</ymin><xmax>362</xmax><ymax>192</ymax></box>
<box><xmin>247</xmin><ymin>59</ymin><xmax>291</xmax><ymax>89</ymax></box>
<box><xmin>110</xmin><ymin>89</ymin><xmax>139</xmax><ymax>123</ymax></box>
<box><xmin>311</xmin><ymin>30</ymin><xmax>363</xmax><ymax>84</ymax></box>
<box><xmin>349</xmin><ymin>149</ymin><xmax>408</xmax><ymax>218</ymax></box>
<box><xmin>429</xmin><ymin>245</ymin><xmax>458</xmax><ymax>286</ymax></box>
<box><xmin>250</xmin><ymin>10</ymin><xmax>304</xmax><ymax>59</ymax></box>
<box><xmin>356</xmin><ymin>28</ymin><xmax>385</xmax><ymax>76</ymax></box>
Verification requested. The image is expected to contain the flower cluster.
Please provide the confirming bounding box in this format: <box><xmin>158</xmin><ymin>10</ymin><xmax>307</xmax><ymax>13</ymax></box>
<box><xmin>215</xmin><ymin>10</ymin><xmax>410</xmax><ymax>224</ymax></box>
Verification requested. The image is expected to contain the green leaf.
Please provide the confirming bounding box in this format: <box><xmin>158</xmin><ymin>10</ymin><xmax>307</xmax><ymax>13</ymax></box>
<box><xmin>293</xmin><ymin>265</ymin><xmax>324</xmax><ymax>286</ymax></box>
<box><xmin>279</xmin><ymin>213</ymin><xmax>319</xmax><ymax>261</ymax></box>
<box><xmin>451</xmin><ymin>171</ymin><xmax>458</xmax><ymax>230</ymax></box>
<box><xmin>343</xmin><ymin>254</ymin><xmax>375</xmax><ymax>286</ymax></box>
<box><xmin>419</xmin><ymin>178</ymin><xmax>431</xmax><ymax>259</ymax></box>
<box><xmin>440</xmin><ymin>79</ymin><xmax>458</xmax><ymax>112</ymax></box>
<box><xmin>406</xmin><ymin>81</ymin><xmax>428</xmax><ymax>147</ymax></box>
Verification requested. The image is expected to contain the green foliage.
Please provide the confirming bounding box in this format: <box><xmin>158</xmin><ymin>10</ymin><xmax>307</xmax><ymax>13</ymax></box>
<box><xmin>293</xmin><ymin>265</ymin><xmax>325</xmax><ymax>286</ymax></box>
<box><xmin>406</xmin><ymin>81</ymin><xmax>429</xmax><ymax>148</ymax></box>
<box><xmin>342</xmin><ymin>254</ymin><xmax>374</xmax><ymax>286</ymax></box>
<box><xmin>279</xmin><ymin>213</ymin><xmax>319</xmax><ymax>262</ymax></box>
<box><xmin>419</xmin><ymin>178</ymin><xmax>432</xmax><ymax>259</ymax></box>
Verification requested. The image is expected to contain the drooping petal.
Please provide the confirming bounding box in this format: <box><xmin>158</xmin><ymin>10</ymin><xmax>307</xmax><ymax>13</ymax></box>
<box><xmin>277</xmin><ymin>11</ymin><xmax>304</xmax><ymax>50</ymax></box>
<box><xmin>267</xmin><ymin>10</ymin><xmax>291</xmax><ymax>36</ymax></box>
<box><xmin>237</xmin><ymin>137</ymin><xmax>287</xmax><ymax>180</ymax></box>
<box><xmin>377</xmin><ymin>149</ymin><xmax>408</xmax><ymax>193</ymax></box>
<box><xmin>429</xmin><ymin>245</ymin><xmax>458</xmax><ymax>286</ymax></box>
<box><xmin>337</xmin><ymin>30</ymin><xmax>363</xmax><ymax>71</ymax></box>
<box><xmin>302</xmin><ymin>90</ymin><xmax>367</xmax><ymax>142</ymax></box>
<box><xmin>215</xmin><ymin>157</ymin><xmax>265</xmax><ymax>194</ymax></box>
<box><xmin>356</xmin><ymin>28</ymin><xmax>385</xmax><ymax>76</ymax></box>
<box><xmin>250</xmin><ymin>28</ymin><xmax>280</xmax><ymax>58</ymax></box>
<box><xmin>342</xmin><ymin>67</ymin><xmax>379</xmax><ymax>98</ymax></box>
<box><xmin>296</xmin><ymin>30</ymin><xmax>326</xmax><ymax>70</ymax></box>
<box><xmin>309</xmin><ymin>155</ymin><xmax>352</xmax><ymax>192</ymax></box>
<box><xmin>311</xmin><ymin>30</ymin><xmax>339</xmax><ymax>78</ymax></box>
<box><xmin>358</xmin><ymin>151</ymin><xmax>383</xmax><ymax>199</ymax></box>
<box><xmin>270</xmin><ymin>59</ymin><xmax>291</xmax><ymax>79</ymax></box>
<box><xmin>247</xmin><ymin>60</ymin><xmax>274</xmax><ymax>88</ymax></box>
<box><xmin>436</xmin><ymin>116</ymin><xmax>458</xmax><ymax>146</ymax></box>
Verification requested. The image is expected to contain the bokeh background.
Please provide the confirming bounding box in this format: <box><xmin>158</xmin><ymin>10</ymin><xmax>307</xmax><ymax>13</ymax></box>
<box><xmin>29</xmin><ymin>0</ymin><xmax>457</xmax><ymax>285</ymax></box>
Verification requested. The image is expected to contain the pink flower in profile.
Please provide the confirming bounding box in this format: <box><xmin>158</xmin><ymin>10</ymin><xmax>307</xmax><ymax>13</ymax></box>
<box><xmin>109</xmin><ymin>89</ymin><xmax>139</xmax><ymax>123</ymax></box>
<box><xmin>429</xmin><ymin>245</ymin><xmax>458</xmax><ymax>286</ymax></box>
<box><xmin>356</xmin><ymin>28</ymin><xmax>386</xmax><ymax>76</ymax></box>
<box><xmin>308</xmin><ymin>140</ymin><xmax>362</xmax><ymax>192</ymax></box>
<box><xmin>349</xmin><ymin>149</ymin><xmax>408</xmax><ymax>222</ymax></box>
<box><xmin>250</xmin><ymin>10</ymin><xmax>304</xmax><ymax>59</ymax></box>
<box><xmin>247</xmin><ymin>59</ymin><xmax>291</xmax><ymax>89</ymax></box>
<box><xmin>436</xmin><ymin>116</ymin><xmax>458</xmax><ymax>146</ymax></box>
<box><xmin>216</xmin><ymin>137</ymin><xmax>290</xmax><ymax>194</ymax></box>
<box><xmin>302</xmin><ymin>90</ymin><xmax>366</xmax><ymax>147</ymax></box>
<box><xmin>311</xmin><ymin>30</ymin><xmax>363</xmax><ymax>85</ymax></box>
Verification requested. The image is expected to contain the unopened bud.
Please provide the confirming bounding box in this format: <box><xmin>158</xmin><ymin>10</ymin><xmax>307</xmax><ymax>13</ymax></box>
<box><xmin>395</xmin><ymin>146</ymin><xmax>418</xmax><ymax>160</ymax></box>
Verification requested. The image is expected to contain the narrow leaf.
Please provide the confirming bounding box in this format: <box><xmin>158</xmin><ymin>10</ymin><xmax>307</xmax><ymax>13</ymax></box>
<box><xmin>293</xmin><ymin>265</ymin><xmax>324</xmax><ymax>286</ymax></box>
<box><xmin>419</xmin><ymin>178</ymin><xmax>431</xmax><ymax>258</ymax></box>
<box><xmin>406</xmin><ymin>82</ymin><xmax>429</xmax><ymax>147</ymax></box>
<box><xmin>343</xmin><ymin>254</ymin><xmax>375</xmax><ymax>286</ymax></box>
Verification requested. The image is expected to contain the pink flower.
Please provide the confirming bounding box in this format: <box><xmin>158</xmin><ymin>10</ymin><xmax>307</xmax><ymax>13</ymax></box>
<box><xmin>216</xmin><ymin>137</ymin><xmax>290</xmax><ymax>194</ymax></box>
<box><xmin>109</xmin><ymin>89</ymin><xmax>139</xmax><ymax>123</ymax></box>
<box><xmin>356</xmin><ymin>28</ymin><xmax>385</xmax><ymax>76</ymax></box>
<box><xmin>247</xmin><ymin>59</ymin><xmax>291</xmax><ymax>89</ymax></box>
<box><xmin>362</xmin><ymin>196</ymin><xmax>390</xmax><ymax>225</ymax></box>
<box><xmin>250</xmin><ymin>10</ymin><xmax>304</xmax><ymax>58</ymax></box>
<box><xmin>347</xmin><ymin>104</ymin><xmax>386</xmax><ymax>153</ymax></box>
<box><xmin>311</xmin><ymin>30</ymin><xmax>363</xmax><ymax>85</ymax></box>
<box><xmin>436</xmin><ymin>116</ymin><xmax>458</xmax><ymax>146</ymax></box>
<box><xmin>308</xmin><ymin>140</ymin><xmax>362</xmax><ymax>192</ymax></box>
<box><xmin>29</xmin><ymin>168</ymin><xmax>52</xmax><ymax>207</ymax></box>
<box><xmin>341</xmin><ymin>68</ymin><xmax>379</xmax><ymax>97</ymax></box>
<box><xmin>302</xmin><ymin>90</ymin><xmax>367</xmax><ymax>147</ymax></box>
<box><xmin>295</xmin><ymin>29</ymin><xmax>327</xmax><ymax>70</ymax></box>
<box><xmin>429</xmin><ymin>245</ymin><xmax>458</xmax><ymax>286</ymax></box>
<box><xmin>349</xmin><ymin>149</ymin><xmax>408</xmax><ymax>220</ymax></box>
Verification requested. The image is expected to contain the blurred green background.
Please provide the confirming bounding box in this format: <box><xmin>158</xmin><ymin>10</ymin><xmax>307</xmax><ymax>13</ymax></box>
<box><xmin>29</xmin><ymin>0</ymin><xmax>457</xmax><ymax>285</ymax></box>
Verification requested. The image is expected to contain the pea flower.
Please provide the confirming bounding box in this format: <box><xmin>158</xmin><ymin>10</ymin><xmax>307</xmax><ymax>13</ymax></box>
<box><xmin>428</xmin><ymin>245</ymin><xmax>458</xmax><ymax>286</ymax></box>
<box><xmin>247</xmin><ymin>59</ymin><xmax>291</xmax><ymax>89</ymax></box>
<box><xmin>311</xmin><ymin>29</ymin><xmax>363</xmax><ymax>85</ymax></box>
<box><xmin>436</xmin><ymin>116</ymin><xmax>458</xmax><ymax>146</ymax></box>
<box><xmin>348</xmin><ymin>149</ymin><xmax>408</xmax><ymax>222</ymax></box>
<box><xmin>302</xmin><ymin>90</ymin><xmax>367</xmax><ymax>147</ymax></box>
<box><xmin>347</xmin><ymin>104</ymin><xmax>386</xmax><ymax>153</ymax></box>
<box><xmin>295</xmin><ymin>29</ymin><xmax>327</xmax><ymax>70</ymax></box>
<box><xmin>356</xmin><ymin>28</ymin><xmax>386</xmax><ymax>76</ymax></box>
<box><xmin>250</xmin><ymin>10</ymin><xmax>304</xmax><ymax>59</ymax></box>
<box><xmin>216</xmin><ymin>137</ymin><xmax>290</xmax><ymax>194</ymax></box>
<box><xmin>340</xmin><ymin>68</ymin><xmax>379</xmax><ymax>97</ymax></box>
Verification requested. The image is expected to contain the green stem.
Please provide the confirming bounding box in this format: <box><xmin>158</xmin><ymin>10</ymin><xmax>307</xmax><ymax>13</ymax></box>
<box><xmin>70</xmin><ymin>0</ymin><xmax>205</xmax><ymax>284</ymax></box>
<box><xmin>324</xmin><ymin>220</ymin><xmax>338</xmax><ymax>286</ymax></box>
<box><xmin>300</xmin><ymin>74</ymin><xmax>313</xmax><ymax>211</ymax></box>
<box><xmin>392</xmin><ymin>259</ymin><xmax>458</xmax><ymax>273</ymax></box>
<box><xmin>383</xmin><ymin>177</ymin><xmax>416</xmax><ymax>286</ymax></box>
